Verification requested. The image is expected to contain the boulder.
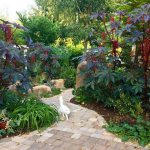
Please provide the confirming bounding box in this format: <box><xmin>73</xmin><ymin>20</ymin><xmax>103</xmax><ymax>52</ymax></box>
<box><xmin>8</xmin><ymin>81</ymin><xmax>21</xmax><ymax>92</ymax></box>
<box><xmin>50</xmin><ymin>79</ymin><xmax>65</xmax><ymax>89</ymax></box>
<box><xmin>9</xmin><ymin>83</ymin><xmax>51</xmax><ymax>96</ymax></box>
<box><xmin>29</xmin><ymin>85</ymin><xmax>51</xmax><ymax>95</ymax></box>
<box><xmin>75</xmin><ymin>61</ymin><xmax>88</xmax><ymax>89</ymax></box>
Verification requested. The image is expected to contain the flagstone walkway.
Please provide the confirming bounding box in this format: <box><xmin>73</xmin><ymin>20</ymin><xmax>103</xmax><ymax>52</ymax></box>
<box><xmin>0</xmin><ymin>89</ymin><xmax>149</xmax><ymax>150</ymax></box>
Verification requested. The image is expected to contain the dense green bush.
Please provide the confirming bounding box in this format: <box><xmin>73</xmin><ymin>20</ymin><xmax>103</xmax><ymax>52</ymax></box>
<box><xmin>53</xmin><ymin>44</ymin><xmax>83</xmax><ymax>68</ymax></box>
<box><xmin>113</xmin><ymin>93</ymin><xmax>143</xmax><ymax>115</ymax></box>
<box><xmin>18</xmin><ymin>15</ymin><xmax>59</xmax><ymax>45</ymax></box>
<box><xmin>0</xmin><ymin>106</ymin><xmax>20</xmax><ymax>137</ymax></box>
<box><xmin>60</xmin><ymin>66</ymin><xmax>76</xmax><ymax>88</ymax></box>
<box><xmin>0</xmin><ymin>91</ymin><xmax>60</xmax><ymax>136</ymax></box>
<box><xmin>13</xmin><ymin>95</ymin><xmax>59</xmax><ymax>131</ymax></box>
<box><xmin>73</xmin><ymin>87</ymin><xmax>94</xmax><ymax>103</ymax></box>
<box><xmin>53</xmin><ymin>46</ymin><xmax>71</xmax><ymax>67</ymax></box>
<box><xmin>74</xmin><ymin>86</ymin><xmax>143</xmax><ymax>116</ymax></box>
<box><xmin>74</xmin><ymin>48</ymin><xmax>144</xmax><ymax>115</ymax></box>
<box><xmin>52</xmin><ymin>45</ymin><xmax>81</xmax><ymax>88</ymax></box>
<box><xmin>27</xmin><ymin>43</ymin><xmax>60</xmax><ymax>81</ymax></box>
<box><xmin>74</xmin><ymin>4</ymin><xmax>150</xmax><ymax>114</ymax></box>
<box><xmin>105</xmin><ymin>116</ymin><xmax>150</xmax><ymax>146</ymax></box>
<box><xmin>0</xmin><ymin>40</ymin><xmax>31</xmax><ymax>94</ymax></box>
<box><xmin>0</xmin><ymin>115</ymin><xmax>18</xmax><ymax>137</ymax></box>
<box><xmin>2</xmin><ymin>91</ymin><xmax>23</xmax><ymax>112</ymax></box>
<box><xmin>13</xmin><ymin>29</ymin><xmax>26</xmax><ymax>45</ymax></box>
<box><xmin>67</xmin><ymin>46</ymin><xmax>83</xmax><ymax>68</ymax></box>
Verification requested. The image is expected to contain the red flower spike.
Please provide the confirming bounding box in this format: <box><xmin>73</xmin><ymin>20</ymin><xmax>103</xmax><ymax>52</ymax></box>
<box><xmin>5</xmin><ymin>25</ymin><xmax>13</xmax><ymax>43</ymax></box>
<box><xmin>92</xmin><ymin>56</ymin><xmax>97</xmax><ymax>61</ymax></box>
<box><xmin>13</xmin><ymin>59</ymin><xmax>17</xmax><ymax>67</ymax></box>
<box><xmin>141</xmin><ymin>38</ymin><xmax>150</xmax><ymax>64</ymax></box>
<box><xmin>110</xmin><ymin>17</ymin><xmax>115</xmax><ymax>23</ymax></box>
<box><xmin>101</xmin><ymin>32</ymin><xmax>106</xmax><ymax>40</ymax></box>
<box><xmin>127</xmin><ymin>17</ymin><xmax>131</xmax><ymax>24</ymax></box>
<box><xmin>141</xmin><ymin>15</ymin><xmax>145</xmax><ymax>22</ymax></box>
<box><xmin>31</xmin><ymin>55</ymin><xmax>36</xmax><ymax>63</ymax></box>
<box><xmin>113</xmin><ymin>40</ymin><xmax>119</xmax><ymax>49</ymax></box>
<box><xmin>44</xmin><ymin>51</ymin><xmax>48</xmax><ymax>56</ymax></box>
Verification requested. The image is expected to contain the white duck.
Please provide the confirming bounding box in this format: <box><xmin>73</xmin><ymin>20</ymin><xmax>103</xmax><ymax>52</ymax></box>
<box><xmin>59</xmin><ymin>96</ymin><xmax>70</xmax><ymax>120</ymax></box>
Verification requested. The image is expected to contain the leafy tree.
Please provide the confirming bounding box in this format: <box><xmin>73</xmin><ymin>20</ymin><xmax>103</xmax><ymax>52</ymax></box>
<box><xmin>123</xmin><ymin>0</ymin><xmax>150</xmax><ymax>11</ymax></box>
<box><xmin>34</xmin><ymin>0</ymin><xmax>108</xmax><ymax>49</ymax></box>
<box><xmin>18</xmin><ymin>14</ymin><xmax>59</xmax><ymax>45</ymax></box>
<box><xmin>108</xmin><ymin>0</ymin><xmax>150</xmax><ymax>12</ymax></box>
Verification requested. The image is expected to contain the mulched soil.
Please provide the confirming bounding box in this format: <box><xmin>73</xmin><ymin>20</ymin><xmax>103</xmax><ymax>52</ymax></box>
<box><xmin>70</xmin><ymin>98</ymin><xmax>150</xmax><ymax>124</ymax></box>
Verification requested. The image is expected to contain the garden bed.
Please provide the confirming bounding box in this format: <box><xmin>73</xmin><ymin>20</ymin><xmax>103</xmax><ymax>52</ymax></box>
<box><xmin>70</xmin><ymin>98</ymin><xmax>150</xmax><ymax>124</ymax></box>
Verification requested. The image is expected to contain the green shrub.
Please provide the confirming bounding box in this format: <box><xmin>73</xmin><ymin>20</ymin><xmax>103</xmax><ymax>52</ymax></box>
<box><xmin>0</xmin><ymin>109</ymin><xmax>19</xmax><ymax>137</ymax></box>
<box><xmin>13</xmin><ymin>96</ymin><xmax>59</xmax><ymax>131</ymax></box>
<box><xmin>73</xmin><ymin>87</ymin><xmax>105</xmax><ymax>103</ymax></box>
<box><xmin>53</xmin><ymin>46</ymin><xmax>70</xmax><ymax>67</ymax></box>
<box><xmin>0</xmin><ymin>120</ymin><xmax>18</xmax><ymax>138</ymax></box>
<box><xmin>60</xmin><ymin>66</ymin><xmax>76</xmax><ymax>88</ymax></box>
<box><xmin>74</xmin><ymin>87</ymin><xmax>143</xmax><ymax>116</ymax></box>
<box><xmin>0</xmin><ymin>91</ymin><xmax>60</xmax><ymax>136</ymax></box>
<box><xmin>53</xmin><ymin>45</ymin><xmax>83</xmax><ymax>68</ymax></box>
<box><xmin>27</xmin><ymin>43</ymin><xmax>60</xmax><ymax>80</ymax></box>
<box><xmin>13</xmin><ymin>29</ymin><xmax>26</xmax><ymax>45</ymax></box>
<box><xmin>0</xmin><ymin>40</ymin><xmax>31</xmax><ymax>93</ymax></box>
<box><xmin>105</xmin><ymin>116</ymin><xmax>150</xmax><ymax>146</ymax></box>
<box><xmin>2</xmin><ymin>91</ymin><xmax>23</xmax><ymax>112</ymax></box>
<box><xmin>73</xmin><ymin>47</ymin><xmax>146</xmax><ymax>115</ymax></box>
<box><xmin>51</xmin><ymin>88</ymin><xmax>61</xmax><ymax>96</ymax></box>
<box><xmin>113</xmin><ymin>93</ymin><xmax>143</xmax><ymax>115</ymax></box>
<box><xmin>52</xmin><ymin>46</ymin><xmax>78</xmax><ymax>88</ymax></box>
<box><xmin>73</xmin><ymin>88</ymin><xmax>87</xmax><ymax>103</ymax></box>
<box><xmin>68</xmin><ymin>46</ymin><xmax>83</xmax><ymax>68</ymax></box>
<box><xmin>40</xmin><ymin>88</ymin><xmax>61</xmax><ymax>98</ymax></box>
<box><xmin>19</xmin><ymin>15</ymin><xmax>59</xmax><ymax>45</ymax></box>
<box><xmin>74</xmin><ymin>86</ymin><xmax>119</xmax><ymax>107</ymax></box>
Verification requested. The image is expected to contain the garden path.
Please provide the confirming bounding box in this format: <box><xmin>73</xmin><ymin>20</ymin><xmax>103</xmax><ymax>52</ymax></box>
<box><xmin>0</xmin><ymin>89</ymin><xmax>148</xmax><ymax>150</ymax></box>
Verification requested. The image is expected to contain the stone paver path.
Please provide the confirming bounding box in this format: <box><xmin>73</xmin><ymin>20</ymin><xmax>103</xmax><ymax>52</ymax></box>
<box><xmin>0</xmin><ymin>89</ymin><xmax>149</xmax><ymax>150</ymax></box>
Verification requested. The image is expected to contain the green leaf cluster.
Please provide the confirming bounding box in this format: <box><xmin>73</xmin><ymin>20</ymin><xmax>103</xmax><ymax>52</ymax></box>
<box><xmin>105</xmin><ymin>116</ymin><xmax>150</xmax><ymax>146</ymax></box>
<box><xmin>13</xmin><ymin>98</ymin><xmax>59</xmax><ymax>131</ymax></box>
